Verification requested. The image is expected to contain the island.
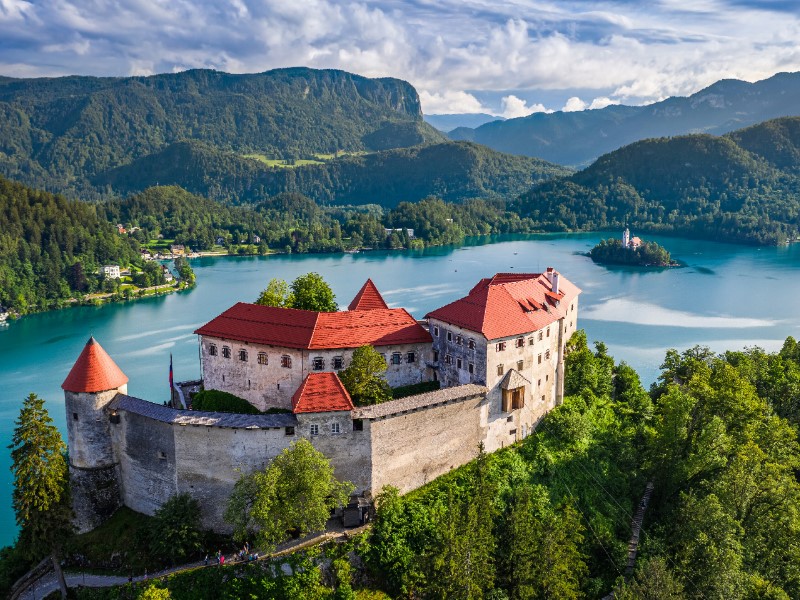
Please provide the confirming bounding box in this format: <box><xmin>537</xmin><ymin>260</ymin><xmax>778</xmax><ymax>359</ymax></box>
<box><xmin>589</xmin><ymin>229</ymin><xmax>678</xmax><ymax>267</ymax></box>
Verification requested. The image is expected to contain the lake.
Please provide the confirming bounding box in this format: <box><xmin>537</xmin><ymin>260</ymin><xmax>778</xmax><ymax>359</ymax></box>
<box><xmin>1</xmin><ymin>232</ymin><xmax>799</xmax><ymax>547</ymax></box>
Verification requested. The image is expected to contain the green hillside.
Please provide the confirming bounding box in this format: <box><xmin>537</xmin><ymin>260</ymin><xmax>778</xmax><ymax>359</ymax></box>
<box><xmin>513</xmin><ymin>117</ymin><xmax>800</xmax><ymax>245</ymax></box>
<box><xmin>0</xmin><ymin>68</ymin><xmax>446</xmax><ymax>199</ymax></box>
<box><xmin>0</xmin><ymin>176</ymin><xmax>140</xmax><ymax>314</ymax></box>
<box><xmin>96</xmin><ymin>140</ymin><xmax>569</xmax><ymax>207</ymax></box>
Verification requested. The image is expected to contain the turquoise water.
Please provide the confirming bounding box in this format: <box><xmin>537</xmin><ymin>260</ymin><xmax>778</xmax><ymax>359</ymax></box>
<box><xmin>1</xmin><ymin>232</ymin><xmax>799</xmax><ymax>547</ymax></box>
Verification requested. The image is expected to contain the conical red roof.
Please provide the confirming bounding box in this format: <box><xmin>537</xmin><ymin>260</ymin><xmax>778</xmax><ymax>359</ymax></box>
<box><xmin>62</xmin><ymin>336</ymin><xmax>128</xmax><ymax>393</ymax></box>
<box><xmin>348</xmin><ymin>279</ymin><xmax>389</xmax><ymax>311</ymax></box>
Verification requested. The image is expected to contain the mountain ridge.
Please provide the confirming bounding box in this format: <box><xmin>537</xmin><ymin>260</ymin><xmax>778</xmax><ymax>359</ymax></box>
<box><xmin>451</xmin><ymin>71</ymin><xmax>800</xmax><ymax>166</ymax></box>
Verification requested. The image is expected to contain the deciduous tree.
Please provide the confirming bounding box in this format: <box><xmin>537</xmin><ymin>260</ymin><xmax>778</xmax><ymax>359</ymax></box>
<box><xmin>337</xmin><ymin>345</ymin><xmax>392</xmax><ymax>406</ymax></box>
<box><xmin>225</xmin><ymin>439</ymin><xmax>353</xmax><ymax>551</ymax></box>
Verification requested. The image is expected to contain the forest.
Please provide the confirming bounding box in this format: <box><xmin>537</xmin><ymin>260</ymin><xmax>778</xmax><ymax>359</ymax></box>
<box><xmin>0</xmin><ymin>176</ymin><xmax>140</xmax><ymax>315</ymax></box>
<box><xmin>514</xmin><ymin>116</ymin><xmax>800</xmax><ymax>245</ymax></box>
<box><xmin>95</xmin><ymin>140</ymin><xmax>567</xmax><ymax>207</ymax></box>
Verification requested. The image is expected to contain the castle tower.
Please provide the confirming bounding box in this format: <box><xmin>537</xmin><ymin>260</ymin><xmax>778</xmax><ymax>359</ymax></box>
<box><xmin>62</xmin><ymin>336</ymin><xmax>127</xmax><ymax>532</ymax></box>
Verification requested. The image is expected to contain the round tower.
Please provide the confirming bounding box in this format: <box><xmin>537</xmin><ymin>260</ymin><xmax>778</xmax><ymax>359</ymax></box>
<box><xmin>62</xmin><ymin>336</ymin><xmax>127</xmax><ymax>532</ymax></box>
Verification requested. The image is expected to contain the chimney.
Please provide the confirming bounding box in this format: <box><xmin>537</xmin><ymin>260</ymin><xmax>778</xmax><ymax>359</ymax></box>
<box><xmin>552</xmin><ymin>272</ymin><xmax>560</xmax><ymax>295</ymax></box>
<box><xmin>545</xmin><ymin>266</ymin><xmax>554</xmax><ymax>283</ymax></box>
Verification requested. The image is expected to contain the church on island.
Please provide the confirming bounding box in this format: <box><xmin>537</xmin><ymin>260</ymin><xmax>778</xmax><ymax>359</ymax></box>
<box><xmin>62</xmin><ymin>268</ymin><xmax>581</xmax><ymax>533</ymax></box>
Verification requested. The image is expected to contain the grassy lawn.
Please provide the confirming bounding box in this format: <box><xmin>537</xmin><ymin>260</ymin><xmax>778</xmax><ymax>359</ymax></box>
<box><xmin>243</xmin><ymin>154</ymin><xmax>325</xmax><ymax>168</ymax></box>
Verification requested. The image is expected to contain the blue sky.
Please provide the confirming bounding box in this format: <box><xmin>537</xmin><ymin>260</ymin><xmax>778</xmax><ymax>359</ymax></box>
<box><xmin>2</xmin><ymin>0</ymin><xmax>800</xmax><ymax>116</ymax></box>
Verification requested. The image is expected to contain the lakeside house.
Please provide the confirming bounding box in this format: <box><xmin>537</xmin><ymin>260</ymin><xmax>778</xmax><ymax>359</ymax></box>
<box><xmin>102</xmin><ymin>265</ymin><xmax>121</xmax><ymax>279</ymax></box>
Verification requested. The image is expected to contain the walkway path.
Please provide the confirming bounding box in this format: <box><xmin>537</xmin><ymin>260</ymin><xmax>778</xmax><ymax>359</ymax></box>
<box><xmin>14</xmin><ymin>526</ymin><xmax>366</xmax><ymax>600</ymax></box>
<box><xmin>625</xmin><ymin>481</ymin><xmax>654</xmax><ymax>576</ymax></box>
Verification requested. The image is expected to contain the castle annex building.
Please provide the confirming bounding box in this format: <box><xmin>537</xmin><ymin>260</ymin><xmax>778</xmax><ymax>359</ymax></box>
<box><xmin>64</xmin><ymin>270</ymin><xmax>580</xmax><ymax>533</ymax></box>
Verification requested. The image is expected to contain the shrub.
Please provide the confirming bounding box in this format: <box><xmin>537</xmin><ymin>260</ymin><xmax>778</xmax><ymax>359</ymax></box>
<box><xmin>191</xmin><ymin>390</ymin><xmax>260</xmax><ymax>414</ymax></box>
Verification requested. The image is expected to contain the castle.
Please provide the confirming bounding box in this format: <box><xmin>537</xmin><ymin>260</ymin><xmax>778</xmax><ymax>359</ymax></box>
<box><xmin>63</xmin><ymin>269</ymin><xmax>580</xmax><ymax>533</ymax></box>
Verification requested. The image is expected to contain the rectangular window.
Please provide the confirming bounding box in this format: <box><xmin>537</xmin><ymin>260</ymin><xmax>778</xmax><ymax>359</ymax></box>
<box><xmin>509</xmin><ymin>429</ymin><xmax>517</xmax><ymax>436</ymax></box>
<box><xmin>547</xmin><ymin>327</ymin><xmax>550</xmax><ymax>337</ymax></box>
<box><xmin>313</xmin><ymin>357</ymin><xmax>325</xmax><ymax>370</ymax></box>
<box><xmin>310</xmin><ymin>424</ymin><xmax>319</xmax><ymax>436</ymax></box>
<box><xmin>238</xmin><ymin>349</ymin><xmax>248</xmax><ymax>362</ymax></box>
<box><xmin>285</xmin><ymin>426</ymin><xmax>294</xmax><ymax>436</ymax></box>
<box><xmin>281</xmin><ymin>355</ymin><xmax>292</xmax><ymax>368</ymax></box>
<box><xmin>497</xmin><ymin>364</ymin><xmax>504</xmax><ymax>376</ymax></box>
<box><xmin>541</xmin><ymin>395</ymin><xmax>545</xmax><ymax>402</ymax></box>
<box><xmin>545</xmin><ymin>349</ymin><xmax>551</xmax><ymax>360</ymax></box>
<box><xmin>73</xmin><ymin>412</ymin><xmax>78</xmax><ymax>421</ymax></box>
<box><xmin>258</xmin><ymin>352</ymin><xmax>268</xmax><ymax>365</ymax></box>
<box><xmin>528</xmin><ymin>337</ymin><xmax>534</xmax><ymax>346</ymax></box>
<box><xmin>331</xmin><ymin>423</ymin><xmax>341</xmax><ymax>434</ymax></box>
<box><xmin>433</xmin><ymin>325</ymin><xmax>439</xmax><ymax>336</ymax></box>
<box><xmin>468</xmin><ymin>362</ymin><xmax>474</xmax><ymax>374</ymax></box>
<box><xmin>468</xmin><ymin>339</ymin><xmax>475</xmax><ymax>350</ymax></box>
<box><xmin>433</xmin><ymin>350</ymin><xmax>439</xmax><ymax>362</ymax></box>
<box><xmin>496</xmin><ymin>342</ymin><xmax>506</xmax><ymax>352</ymax></box>
<box><xmin>333</xmin><ymin>356</ymin><xmax>344</xmax><ymax>370</ymax></box>
<box><xmin>208</xmin><ymin>344</ymin><xmax>218</xmax><ymax>356</ymax></box>
<box><xmin>517</xmin><ymin>360</ymin><xmax>524</xmax><ymax>371</ymax></box>
<box><xmin>457</xmin><ymin>358</ymin><xmax>462</xmax><ymax>369</ymax></box>
<box><xmin>516</xmin><ymin>336</ymin><xmax>524</xmax><ymax>348</ymax></box>
<box><xmin>445</xmin><ymin>354</ymin><xmax>452</xmax><ymax>365</ymax></box>
<box><xmin>456</xmin><ymin>335</ymin><xmax>462</xmax><ymax>345</ymax></box>
<box><xmin>406</xmin><ymin>352</ymin><xmax>415</xmax><ymax>363</ymax></box>
<box><xmin>538</xmin><ymin>379</ymin><xmax>542</xmax><ymax>387</ymax></box>
<box><xmin>538</xmin><ymin>332</ymin><xmax>543</xmax><ymax>341</ymax></box>
<box><xmin>447</xmin><ymin>331</ymin><xmax>453</xmax><ymax>342</ymax></box>
<box><xmin>352</xmin><ymin>419</ymin><xmax>364</xmax><ymax>431</ymax></box>
<box><xmin>222</xmin><ymin>346</ymin><xmax>231</xmax><ymax>358</ymax></box>
<box><xmin>391</xmin><ymin>352</ymin><xmax>402</xmax><ymax>365</ymax></box>
<box><xmin>538</xmin><ymin>353</ymin><xmax>542</xmax><ymax>364</ymax></box>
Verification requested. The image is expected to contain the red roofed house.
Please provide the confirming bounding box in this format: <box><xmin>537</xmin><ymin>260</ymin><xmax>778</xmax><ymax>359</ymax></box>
<box><xmin>195</xmin><ymin>281</ymin><xmax>432</xmax><ymax>411</ymax></box>
<box><xmin>426</xmin><ymin>268</ymin><xmax>581</xmax><ymax>450</ymax></box>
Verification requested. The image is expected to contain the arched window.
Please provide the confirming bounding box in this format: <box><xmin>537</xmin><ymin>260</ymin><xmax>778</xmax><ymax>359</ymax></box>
<box><xmin>221</xmin><ymin>346</ymin><xmax>231</xmax><ymax>359</ymax></box>
<box><xmin>258</xmin><ymin>352</ymin><xmax>268</xmax><ymax>365</ymax></box>
<box><xmin>208</xmin><ymin>344</ymin><xmax>218</xmax><ymax>356</ymax></box>
<box><xmin>238</xmin><ymin>349</ymin><xmax>248</xmax><ymax>362</ymax></box>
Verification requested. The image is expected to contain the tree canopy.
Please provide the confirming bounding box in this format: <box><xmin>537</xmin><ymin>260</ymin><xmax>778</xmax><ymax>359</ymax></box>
<box><xmin>9</xmin><ymin>393</ymin><xmax>73</xmax><ymax>598</ymax></box>
<box><xmin>337</xmin><ymin>345</ymin><xmax>392</xmax><ymax>406</ymax></box>
<box><xmin>224</xmin><ymin>439</ymin><xmax>353</xmax><ymax>551</ymax></box>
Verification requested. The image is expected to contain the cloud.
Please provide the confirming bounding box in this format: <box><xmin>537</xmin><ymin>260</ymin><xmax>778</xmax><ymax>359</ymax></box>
<box><xmin>500</xmin><ymin>95</ymin><xmax>552</xmax><ymax>118</ymax></box>
<box><xmin>588</xmin><ymin>96</ymin><xmax>619</xmax><ymax>109</ymax></box>
<box><xmin>562</xmin><ymin>97</ymin><xmax>588</xmax><ymax>112</ymax></box>
<box><xmin>0</xmin><ymin>0</ymin><xmax>800</xmax><ymax>111</ymax></box>
<box><xmin>582</xmin><ymin>297</ymin><xmax>775</xmax><ymax>328</ymax></box>
<box><xmin>419</xmin><ymin>90</ymin><xmax>488</xmax><ymax>115</ymax></box>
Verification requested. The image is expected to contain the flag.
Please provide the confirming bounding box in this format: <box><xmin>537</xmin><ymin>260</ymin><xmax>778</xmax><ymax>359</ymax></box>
<box><xmin>169</xmin><ymin>353</ymin><xmax>174</xmax><ymax>389</ymax></box>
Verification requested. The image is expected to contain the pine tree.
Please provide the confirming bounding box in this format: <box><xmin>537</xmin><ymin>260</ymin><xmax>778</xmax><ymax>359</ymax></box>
<box><xmin>9</xmin><ymin>393</ymin><xmax>73</xmax><ymax>598</ymax></box>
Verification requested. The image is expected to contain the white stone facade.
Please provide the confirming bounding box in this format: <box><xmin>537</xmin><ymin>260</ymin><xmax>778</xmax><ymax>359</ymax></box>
<box><xmin>199</xmin><ymin>336</ymin><xmax>431</xmax><ymax>411</ymax></box>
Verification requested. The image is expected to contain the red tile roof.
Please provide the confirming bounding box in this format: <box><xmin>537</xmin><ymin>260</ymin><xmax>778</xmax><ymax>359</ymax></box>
<box><xmin>292</xmin><ymin>372</ymin><xmax>354</xmax><ymax>413</ymax></box>
<box><xmin>195</xmin><ymin>303</ymin><xmax>431</xmax><ymax>349</ymax></box>
<box><xmin>348</xmin><ymin>279</ymin><xmax>389</xmax><ymax>311</ymax></box>
<box><xmin>62</xmin><ymin>336</ymin><xmax>129</xmax><ymax>393</ymax></box>
<box><xmin>426</xmin><ymin>270</ymin><xmax>581</xmax><ymax>340</ymax></box>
